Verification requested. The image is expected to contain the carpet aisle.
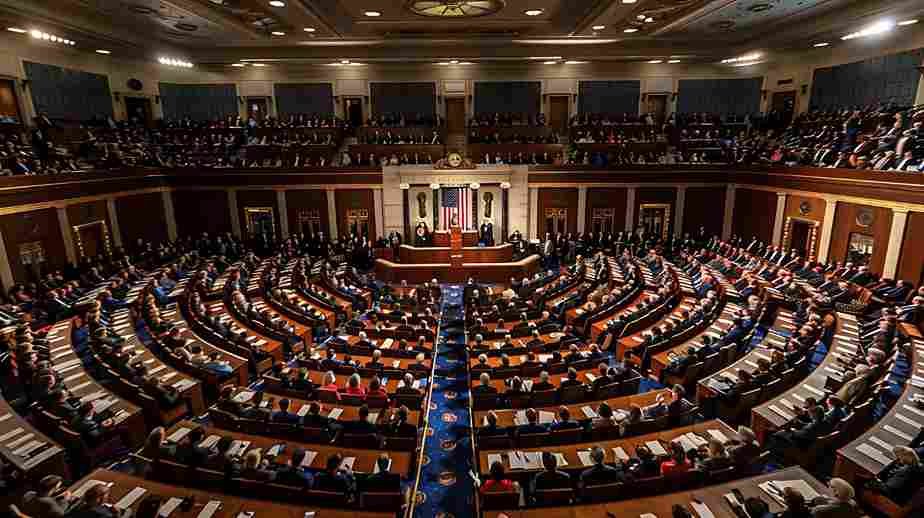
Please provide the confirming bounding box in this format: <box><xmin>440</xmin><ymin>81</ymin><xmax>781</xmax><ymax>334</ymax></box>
<box><xmin>412</xmin><ymin>284</ymin><xmax>475</xmax><ymax>518</ymax></box>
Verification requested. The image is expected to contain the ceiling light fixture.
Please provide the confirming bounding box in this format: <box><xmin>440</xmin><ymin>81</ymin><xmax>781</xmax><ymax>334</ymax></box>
<box><xmin>364</xmin><ymin>10</ymin><xmax>381</xmax><ymax>17</ymax></box>
<box><xmin>898</xmin><ymin>19</ymin><xmax>918</xmax><ymax>26</ymax></box>
<box><xmin>436</xmin><ymin>62</ymin><xmax>449</xmax><ymax>65</ymax></box>
<box><xmin>524</xmin><ymin>9</ymin><xmax>544</xmax><ymax>16</ymax></box>
<box><xmin>842</xmin><ymin>19</ymin><xmax>895</xmax><ymax>40</ymax></box>
<box><xmin>721</xmin><ymin>52</ymin><xmax>761</xmax><ymax>64</ymax></box>
<box><xmin>623</xmin><ymin>28</ymin><xmax>638</xmax><ymax>33</ymax></box>
<box><xmin>95</xmin><ymin>49</ymin><xmax>111</xmax><ymax>55</ymax></box>
<box><xmin>271</xmin><ymin>31</ymin><xmax>285</xmax><ymax>36</ymax></box>
<box><xmin>6</xmin><ymin>27</ymin><xmax>26</xmax><ymax>33</ymax></box>
<box><xmin>268</xmin><ymin>0</ymin><xmax>285</xmax><ymax>6</ymax></box>
<box><xmin>529</xmin><ymin>56</ymin><xmax>562</xmax><ymax>60</ymax></box>
<box><xmin>543</xmin><ymin>61</ymin><xmax>558</xmax><ymax>65</ymax></box>
<box><xmin>348</xmin><ymin>62</ymin><xmax>363</xmax><ymax>66</ymax></box>
<box><xmin>647</xmin><ymin>59</ymin><xmax>662</xmax><ymax>64</ymax></box>
<box><xmin>341</xmin><ymin>59</ymin><xmax>351</xmax><ymax>64</ymax></box>
<box><xmin>252</xmin><ymin>63</ymin><xmax>267</xmax><ymax>67</ymax></box>
<box><xmin>592</xmin><ymin>25</ymin><xmax>606</xmax><ymax>31</ymax></box>
<box><xmin>158</xmin><ymin>56</ymin><xmax>193</xmax><ymax>68</ymax></box>
<box><xmin>667</xmin><ymin>59</ymin><xmax>680</xmax><ymax>63</ymax></box>
<box><xmin>813</xmin><ymin>42</ymin><xmax>830</xmax><ymax>47</ymax></box>
<box><xmin>564</xmin><ymin>60</ymin><xmax>587</xmax><ymax>64</ymax></box>
<box><xmin>304</xmin><ymin>27</ymin><xmax>316</xmax><ymax>32</ymax></box>
<box><xmin>622</xmin><ymin>0</ymin><xmax>637</xmax><ymax>3</ymax></box>
<box><xmin>231</xmin><ymin>63</ymin><xmax>246</xmax><ymax>67</ymax></box>
<box><xmin>450</xmin><ymin>59</ymin><xmax>459</xmax><ymax>64</ymax></box>
<box><xmin>29</xmin><ymin>30</ymin><xmax>74</xmax><ymax>45</ymax></box>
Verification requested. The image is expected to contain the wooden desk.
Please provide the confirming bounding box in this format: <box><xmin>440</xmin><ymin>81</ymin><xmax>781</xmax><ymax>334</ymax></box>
<box><xmin>398</xmin><ymin>244</ymin><xmax>514</xmax><ymax>264</ymax></box>
<box><xmin>45</xmin><ymin>320</ymin><xmax>147</xmax><ymax>446</ymax></box>
<box><xmin>0</xmin><ymin>395</ymin><xmax>67</xmax><ymax>480</ymax></box>
<box><xmin>168</xmin><ymin>419</ymin><xmax>412</xmax><ymax>476</ymax></box>
<box><xmin>494</xmin><ymin>466</ymin><xmax>828</xmax><ymax>518</ymax></box>
<box><xmin>477</xmin><ymin>420</ymin><xmax>738</xmax><ymax>475</ymax></box>
<box><xmin>229</xmin><ymin>387</ymin><xmax>422</xmax><ymax>426</ymax></box>
<box><xmin>374</xmin><ymin>255</ymin><xmax>541</xmax><ymax>284</ymax></box>
<box><xmin>158</xmin><ymin>305</ymin><xmax>250</xmax><ymax>388</ymax></box>
<box><xmin>432</xmin><ymin>230</ymin><xmax>479</xmax><ymax>247</ymax></box>
<box><xmin>750</xmin><ymin>313</ymin><xmax>857</xmax><ymax>442</ymax></box>
<box><xmin>617</xmin><ymin>295</ymin><xmax>695</xmax><ymax>362</ymax></box>
<box><xmin>651</xmin><ymin>301</ymin><xmax>740</xmax><ymax>380</ymax></box>
<box><xmin>473</xmin><ymin>389</ymin><xmax>668</xmax><ymax>429</ymax></box>
<box><xmin>208</xmin><ymin>301</ymin><xmax>285</xmax><ymax>364</ymax></box>
<box><xmin>68</xmin><ymin>469</ymin><xmax>391</xmax><ymax>518</ymax></box>
<box><xmin>834</xmin><ymin>334</ymin><xmax>924</xmax><ymax>484</ymax></box>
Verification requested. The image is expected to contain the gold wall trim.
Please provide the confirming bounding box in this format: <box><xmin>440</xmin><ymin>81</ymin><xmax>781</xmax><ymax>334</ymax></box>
<box><xmin>0</xmin><ymin>186</ymin><xmax>170</xmax><ymax>216</ymax></box>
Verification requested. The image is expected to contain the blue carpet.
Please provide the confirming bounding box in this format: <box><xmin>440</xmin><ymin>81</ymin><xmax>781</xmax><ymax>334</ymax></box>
<box><xmin>413</xmin><ymin>285</ymin><xmax>475</xmax><ymax>518</ymax></box>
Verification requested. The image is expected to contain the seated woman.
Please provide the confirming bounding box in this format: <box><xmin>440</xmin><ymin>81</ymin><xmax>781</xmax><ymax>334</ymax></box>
<box><xmin>660</xmin><ymin>442</ymin><xmax>692</xmax><ymax>477</ymax></box>
<box><xmin>317</xmin><ymin>371</ymin><xmax>341</xmax><ymax>400</ymax></box>
<box><xmin>341</xmin><ymin>373</ymin><xmax>366</xmax><ymax>397</ymax></box>
<box><xmin>867</xmin><ymin>446</ymin><xmax>924</xmax><ymax>505</ymax></box>
<box><xmin>480</xmin><ymin>461</ymin><xmax>520</xmax><ymax>494</ymax></box>
<box><xmin>618</xmin><ymin>404</ymin><xmax>643</xmax><ymax>436</ymax></box>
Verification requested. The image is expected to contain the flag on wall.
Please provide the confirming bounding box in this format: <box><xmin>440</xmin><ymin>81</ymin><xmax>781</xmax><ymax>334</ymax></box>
<box><xmin>440</xmin><ymin>186</ymin><xmax>470</xmax><ymax>230</ymax></box>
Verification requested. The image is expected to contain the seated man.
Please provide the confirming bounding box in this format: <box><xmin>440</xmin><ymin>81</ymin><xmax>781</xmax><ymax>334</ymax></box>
<box><xmin>271</xmin><ymin>398</ymin><xmax>301</xmax><ymax>424</ymax></box>
<box><xmin>530</xmin><ymin>451</ymin><xmax>572</xmax><ymax>499</ymax></box>
<box><xmin>472</xmin><ymin>373</ymin><xmax>499</xmax><ymax>395</ymax></box>
<box><xmin>312</xmin><ymin>453</ymin><xmax>357</xmax><ymax>497</ymax></box>
<box><xmin>515</xmin><ymin>408</ymin><xmax>548</xmax><ymax>437</ymax></box>
<box><xmin>341</xmin><ymin>404</ymin><xmax>378</xmax><ymax>436</ymax></box>
<box><xmin>579</xmin><ymin>446</ymin><xmax>631</xmax><ymax>488</ymax></box>
<box><xmin>359</xmin><ymin>453</ymin><xmax>401</xmax><ymax>494</ymax></box>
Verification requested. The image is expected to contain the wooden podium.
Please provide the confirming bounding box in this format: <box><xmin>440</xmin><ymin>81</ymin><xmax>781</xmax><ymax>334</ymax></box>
<box><xmin>449</xmin><ymin>226</ymin><xmax>464</xmax><ymax>269</ymax></box>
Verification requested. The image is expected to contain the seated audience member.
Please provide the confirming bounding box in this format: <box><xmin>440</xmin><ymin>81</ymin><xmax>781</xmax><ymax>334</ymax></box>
<box><xmin>866</xmin><ymin>446</ymin><xmax>923</xmax><ymax>505</ymax></box>
<box><xmin>480</xmin><ymin>461</ymin><xmax>520</xmax><ymax>494</ymax></box>
<box><xmin>808</xmin><ymin>478</ymin><xmax>862</xmax><ymax>518</ymax></box>
<box><xmin>275</xmin><ymin>448</ymin><xmax>314</xmax><ymax>488</ymax></box>
<box><xmin>68</xmin><ymin>483</ymin><xmax>128</xmax><ymax>518</ymax></box>
<box><xmin>619</xmin><ymin>404</ymin><xmax>644</xmax><ymax>436</ymax></box>
<box><xmin>341</xmin><ymin>373</ymin><xmax>366</xmax><ymax>397</ymax></box>
<box><xmin>342</xmin><ymin>404</ymin><xmax>378</xmax><ymax>436</ymax></box>
<box><xmin>312</xmin><ymin>453</ymin><xmax>357</xmax><ymax>496</ymax></box>
<box><xmin>21</xmin><ymin>474</ymin><xmax>78</xmax><ymax>518</ymax></box>
<box><xmin>579</xmin><ymin>446</ymin><xmax>631</xmax><ymax>487</ymax></box>
<box><xmin>383</xmin><ymin>405</ymin><xmax>416</xmax><ymax>437</ymax></box>
<box><xmin>695</xmin><ymin>438</ymin><xmax>732</xmax><ymax>471</ymax></box>
<box><xmin>472</xmin><ymin>373</ymin><xmax>499</xmax><ymax>395</ymax></box>
<box><xmin>516</xmin><ymin>408</ymin><xmax>548</xmax><ymax>437</ymax></box>
<box><xmin>360</xmin><ymin>453</ymin><xmax>400</xmax><ymax>494</ymax></box>
<box><xmin>727</xmin><ymin>426</ymin><xmax>762</xmax><ymax>470</ymax></box>
<box><xmin>642</xmin><ymin>385</ymin><xmax>686</xmax><ymax>419</ymax></box>
<box><xmin>271</xmin><ymin>398</ymin><xmax>301</xmax><ymax>424</ymax></box>
<box><xmin>530</xmin><ymin>451</ymin><xmax>572</xmax><ymax>498</ymax></box>
<box><xmin>479</xmin><ymin>411</ymin><xmax>507</xmax><ymax>438</ymax></box>
<box><xmin>551</xmin><ymin>406</ymin><xmax>582</xmax><ymax>431</ymax></box>
<box><xmin>236</xmin><ymin>449</ymin><xmax>277</xmax><ymax>481</ymax></box>
<box><xmin>660</xmin><ymin>442</ymin><xmax>692</xmax><ymax>477</ymax></box>
<box><xmin>532</xmin><ymin>371</ymin><xmax>555</xmax><ymax>392</ymax></box>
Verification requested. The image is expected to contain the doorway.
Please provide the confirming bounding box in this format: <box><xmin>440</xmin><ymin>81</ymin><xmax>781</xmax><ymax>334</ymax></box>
<box><xmin>646</xmin><ymin>94</ymin><xmax>668</xmax><ymax>126</ymax></box>
<box><xmin>72</xmin><ymin>221</ymin><xmax>111</xmax><ymax>259</ymax></box>
<box><xmin>445</xmin><ymin>98</ymin><xmax>466</xmax><ymax>133</ymax></box>
<box><xmin>548</xmin><ymin>95</ymin><xmax>570</xmax><ymax>133</ymax></box>
<box><xmin>788</xmin><ymin>220</ymin><xmax>812</xmax><ymax>258</ymax></box>
<box><xmin>771</xmin><ymin>91</ymin><xmax>796</xmax><ymax>128</ymax></box>
<box><xmin>0</xmin><ymin>79</ymin><xmax>22</xmax><ymax>125</ymax></box>
<box><xmin>247</xmin><ymin>97</ymin><xmax>268</xmax><ymax>122</ymax></box>
<box><xmin>638</xmin><ymin>203</ymin><xmax>672</xmax><ymax>240</ymax></box>
<box><xmin>344</xmin><ymin>97</ymin><xmax>364</xmax><ymax>127</ymax></box>
<box><xmin>124</xmin><ymin>97</ymin><xmax>152</xmax><ymax>126</ymax></box>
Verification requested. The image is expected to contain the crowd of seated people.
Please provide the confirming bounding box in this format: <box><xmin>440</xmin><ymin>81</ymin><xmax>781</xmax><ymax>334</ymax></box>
<box><xmin>161</xmin><ymin>114</ymin><xmax>344</xmax><ymax>130</ymax></box>
<box><xmin>469</xmin><ymin>112</ymin><xmax>547</xmax><ymax>127</ymax></box>
<box><xmin>469</xmin><ymin>129</ymin><xmax>560</xmax><ymax>144</ymax></box>
<box><xmin>356</xmin><ymin>129</ymin><xmax>442</xmax><ymax>145</ymax></box>
<box><xmin>363</xmin><ymin>113</ymin><xmax>443</xmax><ymax>127</ymax></box>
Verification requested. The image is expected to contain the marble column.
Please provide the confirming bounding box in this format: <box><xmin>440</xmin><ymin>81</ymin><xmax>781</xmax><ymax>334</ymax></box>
<box><xmin>772</xmin><ymin>193</ymin><xmax>787</xmax><ymax>246</ymax></box>
<box><xmin>56</xmin><ymin>207</ymin><xmax>77</xmax><ymax>264</ymax></box>
<box><xmin>577</xmin><ymin>186</ymin><xmax>588</xmax><ymax>235</ymax></box>
<box><xmin>326</xmin><ymin>189</ymin><xmax>338</xmax><ymax>239</ymax></box>
<box><xmin>816</xmin><ymin>197</ymin><xmax>837</xmax><ymax>263</ymax></box>
<box><xmin>105</xmin><ymin>198</ymin><xmax>123</xmax><ymax>248</ymax></box>
<box><xmin>162</xmin><ymin>191</ymin><xmax>178</xmax><ymax>241</ymax></box>
<box><xmin>625</xmin><ymin>187</ymin><xmax>636</xmax><ymax>233</ymax></box>
<box><xmin>673</xmin><ymin>186</ymin><xmax>686</xmax><ymax>238</ymax></box>
<box><xmin>882</xmin><ymin>209</ymin><xmax>909</xmax><ymax>279</ymax></box>
<box><xmin>373</xmin><ymin>188</ymin><xmax>384</xmax><ymax>239</ymax></box>
<box><xmin>721</xmin><ymin>185</ymin><xmax>736</xmax><ymax>241</ymax></box>
<box><xmin>276</xmin><ymin>190</ymin><xmax>289</xmax><ymax>239</ymax></box>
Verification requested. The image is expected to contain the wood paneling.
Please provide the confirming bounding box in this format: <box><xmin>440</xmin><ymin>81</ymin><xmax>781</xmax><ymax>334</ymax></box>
<box><xmin>172</xmin><ymin>190</ymin><xmax>231</xmax><ymax>239</ymax></box>
<box><xmin>285</xmin><ymin>190</ymin><xmax>329</xmax><ymax>238</ymax></box>
<box><xmin>398</xmin><ymin>244</ymin><xmax>513</xmax><ymax>264</ymax></box>
<box><xmin>897</xmin><ymin>211</ymin><xmax>924</xmax><ymax>285</ymax></box>
<box><xmin>335</xmin><ymin>189</ymin><xmax>376</xmax><ymax>239</ymax></box>
<box><xmin>683</xmin><ymin>187</ymin><xmax>726</xmax><ymax>238</ymax></box>
<box><xmin>586</xmin><ymin>188</ymin><xmax>627</xmax><ymax>234</ymax></box>
<box><xmin>538</xmin><ymin>188</ymin><xmax>578</xmax><ymax>237</ymax></box>
<box><xmin>236</xmin><ymin>190</ymin><xmax>281</xmax><ymax>239</ymax></box>
<box><xmin>0</xmin><ymin>208</ymin><xmax>67</xmax><ymax>284</ymax></box>
<box><xmin>0</xmin><ymin>79</ymin><xmax>20</xmax><ymax>121</ymax></box>
<box><xmin>829</xmin><ymin>203</ymin><xmax>893</xmax><ymax>275</ymax></box>
<box><xmin>115</xmin><ymin>193</ymin><xmax>168</xmax><ymax>248</ymax></box>
<box><xmin>66</xmin><ymin>201</ymin><xmax>112</xmax><ymax>259</ymax></box>
<box><xmin>732</xmin><ymin>188</ymin><xmax>776</xmax><ymax>244</ymax></box>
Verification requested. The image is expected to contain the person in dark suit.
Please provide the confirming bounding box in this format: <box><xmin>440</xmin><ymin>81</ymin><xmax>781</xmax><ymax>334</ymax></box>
<box><xmin>271</xmin><ymin>398</ymin><xmax>301</xmax><ymax>424</ymax></box>
<box><xmin>20</xmin><ymin>474</ymin><xmax>78</xmax><ymax>518</ymax></box>
<box><xmin>532</xmin><ymin>371</ymin><xmax>555</xmax><ymax>392</ymax></box>
<box><xmin>383</xmin><ymin>405</ymin><xmax>416</xmax><ymax>438</ymax></box>
<box><xmin>174</xmin><ymin>427</ymin><xmax>211</xmax><ymax>466</ymax></box>
<box><xmin>472</xmin><ymin>373</ymin><xmax>499</xmax><ymax>395</ymax></box>
<box><xmin>529</xmin><ymin>451</ymin><xmax>572</xmax><ymax>499</ymax></box>
<box><xmin>579</xmin><ymin>446</ymin><xmax>631</xmax><ymax>488</ymax></box>
<box><xmin>478</xmin><ymin>411</ymin><xmax>507</xmax><ymax>439</ymax></box>
<box><xmin>359</xmin><ymin>453</ymin><xmax>401</xmax><ymax>494</ymax></box>
<box><xmin>559</xmin><ymin>367</ymin><xmax>585</xmax><ymax>390</ymax></box>
<box><xmin>69</xmin><ymin>402</ymin><xmax>115</xmax><ymax>447</ymax></box>
<box><xmin>866</xmin><ymin>446</ymin><xmax>923</xmax><ymax>505</ymax></box>
<box><xmin>550</xmin><ymin>406</ymin><xmax>582</xmax><ymax>431</ymax></box>
<box><xmin>68</xmin><ymin>483</ymin><xmax>130</xmax><ymax>518</ymax></box>
<box><xmin>342</xmin><ymin>405</ymin><xmax>378</xmax><ymax>436</ymax></box>
<box><xmin>312</xmin><ymin>453</ymin><xmax>356</xmax><ymax>497</ymax></box>
<box><xmin>275</xmin><ymin>448</ymin><xmax>314</xmax><ymax>488</ymax></box>
<box><xmin>515</xmin><ymin>408</ymin><xmax>548</xmax><ymax>437</ymax></box>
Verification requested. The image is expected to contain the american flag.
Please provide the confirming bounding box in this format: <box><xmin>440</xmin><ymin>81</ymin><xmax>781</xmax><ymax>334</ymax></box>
<box><xmin>440</xmin><ymin>186</ymin><xmax>470</xmax><ymax>230</ymax></box>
